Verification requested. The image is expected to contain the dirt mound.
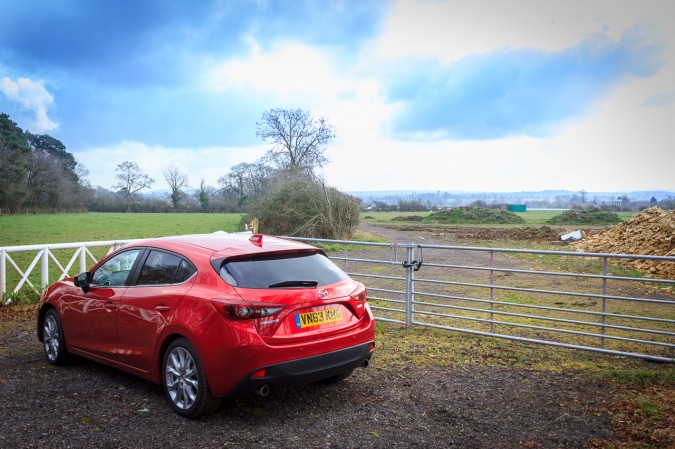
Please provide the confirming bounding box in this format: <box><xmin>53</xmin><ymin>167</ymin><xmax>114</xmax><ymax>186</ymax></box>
<box><xmin>547</xmin><ymin>209</ymin><xmax>622</xmax><ymax>225</ymax></box>
<box><xmin>572</xmin><ymin>207</ymin><xmax>675</xmax><ymax>279</ymax></box>
<box><xmin>424</xmin><ymin>207</ymin><xmax>525</xmax><ymax>224</ymax></box>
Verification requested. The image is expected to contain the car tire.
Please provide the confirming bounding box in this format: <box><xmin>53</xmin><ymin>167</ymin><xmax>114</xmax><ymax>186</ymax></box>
<box><xmin>162</xmin><ymin>338</ymin><xmax>219</xmax><ymax>419</ymax></box>
<box><xmin>42</xmin><ymin>309</ymin><xmax>68</xmax><ymax>365</ymax></box>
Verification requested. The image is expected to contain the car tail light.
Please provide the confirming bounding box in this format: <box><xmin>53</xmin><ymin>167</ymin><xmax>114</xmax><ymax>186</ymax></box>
<box><xmin>211</xmin><ymin>299</ymin><xmax>284</xmax><ymax>320</ymax></box>
<box><xmin>351</xmin><ymin>287</ymin><xmax>368</xmax><ymax>301</ymax></box>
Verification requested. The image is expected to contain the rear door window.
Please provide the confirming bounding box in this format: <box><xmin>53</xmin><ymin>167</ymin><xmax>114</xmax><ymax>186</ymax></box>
<box><xmin>137</xmin><ymin>250</ymin><xmax>196</xmax><ymax>285</ymax></box>
<box><xmin>218</xmin><ymin>252</ymin><xmax>347</xmax><ymax>288</ymax></box>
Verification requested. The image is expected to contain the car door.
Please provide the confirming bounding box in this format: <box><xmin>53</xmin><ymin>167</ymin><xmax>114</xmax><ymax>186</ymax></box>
<box><xmin>117</xmin><ymin>249</ymin><xmax>197</xmax><ymax>372</ymax></box>
<box><xmin>62</xmin><ymin>248</ymin><xmax>143</xmax><ymax>361</ymax></box>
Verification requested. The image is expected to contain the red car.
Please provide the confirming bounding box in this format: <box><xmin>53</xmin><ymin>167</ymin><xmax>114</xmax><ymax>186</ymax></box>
<box><xmin>37</xmin><ymin>233</ymin><xmax>375</xmax><ymax>418</ymax></box>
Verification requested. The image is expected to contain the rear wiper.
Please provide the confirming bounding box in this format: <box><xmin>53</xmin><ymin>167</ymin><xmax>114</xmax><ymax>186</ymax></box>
<box><xmin>268</xmin><ymin>280</ymin><xmax>319</xmax><ymax>288</ymax></box>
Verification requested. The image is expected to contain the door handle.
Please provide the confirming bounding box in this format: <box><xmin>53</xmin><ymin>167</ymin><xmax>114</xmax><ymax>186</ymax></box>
<box><xmin>155</xmin><ymin>305</ymin><xmax>171</xmax><ymax>313</ymax></box>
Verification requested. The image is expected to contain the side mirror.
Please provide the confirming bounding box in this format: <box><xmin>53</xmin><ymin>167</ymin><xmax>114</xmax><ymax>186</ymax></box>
<box><xmin>74</xmin><ymin>272</ymin><xmax>91</xmax><ymax>294</ymax></box>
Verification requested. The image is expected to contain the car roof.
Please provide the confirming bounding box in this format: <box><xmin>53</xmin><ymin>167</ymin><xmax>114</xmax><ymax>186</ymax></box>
<box><xmin>128</xmin><ymin>232</ymin><xmax>318</xmax><ymax>260</ymax></box>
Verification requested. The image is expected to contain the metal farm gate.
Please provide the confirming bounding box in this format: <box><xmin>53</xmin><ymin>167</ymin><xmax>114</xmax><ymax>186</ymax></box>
<box><xmin>290</xmin><ymin>237</ymin><xmax>675</xmax><ymax>363</ymax></box>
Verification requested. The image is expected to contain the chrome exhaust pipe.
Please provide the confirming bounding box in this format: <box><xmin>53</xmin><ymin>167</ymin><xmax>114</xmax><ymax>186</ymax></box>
<box><xmin>362</xmin><ymin>358</ymin><xmax>370</xmax><ymax>369</ymax></box>
<box><xmin>255</xmin><ymin>385</ymin><xmax>270</xmax><ymax>397</ymax></box>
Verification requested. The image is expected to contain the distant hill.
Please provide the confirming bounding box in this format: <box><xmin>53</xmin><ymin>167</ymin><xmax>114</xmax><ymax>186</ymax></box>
<box><xmin>349</xmin><ymin>189</ymin><xmax>675</xmax><ymax>208</ymax></box>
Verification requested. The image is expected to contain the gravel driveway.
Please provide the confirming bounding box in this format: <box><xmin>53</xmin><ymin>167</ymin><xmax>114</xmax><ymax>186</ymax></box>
<box><xmin>0</xmin><ymin>318</ymin><xmax>615</xmax><ymax>449</ymax></box>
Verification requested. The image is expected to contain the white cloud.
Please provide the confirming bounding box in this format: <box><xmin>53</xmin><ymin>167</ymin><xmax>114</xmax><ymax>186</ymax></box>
<box><xmin>371</xmin><ymin>0</ymin><xmax>674</xmax><ymax>64</ymax></box>
<box><xmin>319</xmin><ymin>0</ymin><xmax>675</xmax><ymax>192</ymax></box>
<box><xmin>203</xmin><ymin>38</ymin><xmax>397</xmax><ymax>157</ymax></box>
<box><xmin>76</xmin><ymin>141</ymin><xmax>268</xmax><ymax>190</ymax></box>
<box><xmin>205</xmin><ymin>40</ymin><xmax>347</xmax><ymax>102</ymax></box>
<box><xmin>323</xmin><ymin>67</ymin><xmax>675</xmax><ymax>193</ymax></box>
<box><xmin>0</xmin><ymin>77</ymin><xmax>59</xmax><ymax>132</ymax></box>
<box><xmin>58</xmin><ymin>1</ymin><xmax>675</xmax><ymax>193</ymax></box>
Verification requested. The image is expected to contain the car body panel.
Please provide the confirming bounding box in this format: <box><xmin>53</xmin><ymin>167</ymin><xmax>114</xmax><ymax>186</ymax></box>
<box><xmin>56</xmin><ymin>283</ymin><xmax>126</xmax><ymax>361</ymax></box>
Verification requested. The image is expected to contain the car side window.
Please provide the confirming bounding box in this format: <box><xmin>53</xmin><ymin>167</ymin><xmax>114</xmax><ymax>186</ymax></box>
<box><xmin>137</xmin><ymin>250</ymin><xmax>196</xmax><ymax>285</ymax></box>
<box><xmin>91</xmin><ymin>249</ymin><xmax>142</xmax><ymax>287</ymax></box>
<box><xmin>174</xmin><ymin>259</ymin><xmax>197</xmax><ymax>283</ymax></box>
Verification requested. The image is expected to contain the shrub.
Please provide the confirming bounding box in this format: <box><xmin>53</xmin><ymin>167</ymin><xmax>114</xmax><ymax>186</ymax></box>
<box><xmin>246</xmin><ymin>176</ymin><xmax>361</xmax><ymax>239</ymax></box>
<box><xmin>546</xmin><ymin>208</ymin><xmax>622</xmax><ymax>225</ymax></box>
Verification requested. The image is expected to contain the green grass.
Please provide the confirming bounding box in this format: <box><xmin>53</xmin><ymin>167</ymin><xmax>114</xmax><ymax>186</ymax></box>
<box><xmin>361</xmin><ymin>211</ymin><xmax>429</xmax><ymax>222</ymax></box>
<box><xmin>0</xmin><ymin>212</ymin><xmax>245</xmax><ymax>246</ymax></box>
<box><xmin>513</xmin><ymin>210</ymin><xmax>564</xmax><ymax>224</ymax></box>
<box><xmin>311</xmin><ymin>230</ymin><xmax>388</xmax><ymax>252</ymax></box>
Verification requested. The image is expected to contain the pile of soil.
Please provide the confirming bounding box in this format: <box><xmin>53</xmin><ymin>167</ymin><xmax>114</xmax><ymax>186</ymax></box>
<box><xmin>572</xmin><ymin>207</ymin><xmax>675</xmax><ymax>279</ymax></box>
<box><xmin>424</xmin><ymin>207</ymin><xmax>525</xmax><ymax>224</ymax></box>
<box><xmin>547</xmin><ymin>209</ymin><xmax>622</xmax><ymax>225</ymax></box>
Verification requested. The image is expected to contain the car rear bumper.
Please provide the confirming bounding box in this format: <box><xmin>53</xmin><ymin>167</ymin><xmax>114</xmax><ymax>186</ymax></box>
<box><xmin>227</xmin><ymin>341</ymin><xmax>375</xmax><ymax>396</ymax></box>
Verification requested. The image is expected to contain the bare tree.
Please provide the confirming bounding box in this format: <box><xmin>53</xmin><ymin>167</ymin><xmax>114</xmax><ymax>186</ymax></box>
<box><xmin>113</xmin><ymin>161</ymin><xmax>155</xmax><ymax>212</ymax></box>
<box><xmin>163</xmin><ymin>166</ymin><xmax>188</xmax><ymax>208</ymax></box>
<box><xmin>256</xmin><ymin>108</ymin><xmax>335</xmax><ymax>173</ymax></box>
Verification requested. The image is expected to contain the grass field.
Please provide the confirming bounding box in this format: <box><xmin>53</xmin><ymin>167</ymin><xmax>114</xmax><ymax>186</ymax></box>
<box><xmin>0</xmin><ymin>210</ymin><xmax>643</xmax><ymax>302</ymax></box>
<box><xmin>0</xmin><ymin>212</ymin><xmax>245</xmax><ymax>246</ymax></box>
<box><xmin>361</xmin><ymin>211</ymin><xmax>429</xmax><ymax>222</ymax></box>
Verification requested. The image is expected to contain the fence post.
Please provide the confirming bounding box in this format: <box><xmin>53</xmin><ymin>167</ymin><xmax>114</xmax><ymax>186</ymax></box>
<box><xmin>1</xmin><ymin>249</ymin><xmax>6</xmax><ymax>297</ymax></box>
<box><xmin>41</xmin><ymin>246</ymin><xmax>49</xmax><ymax>289</ymax></box>
<box><xmin>490</xmin><ymin>250</ymin><xmax>495</xmax><ymax>334</ymax></box>
<box><xmin>404</xmin><ymin>245</ymin><xmax>414</xmax><ymax>327</ymax></box>
<box><xmin>601</xmin><ymin>257</ymin><xmax>608</xmax><ymax>349</ymax></box>
<box><xmin>79</xmin><ymin>245</ymin><xmax>87</xmax><ymax>273</ymax></box>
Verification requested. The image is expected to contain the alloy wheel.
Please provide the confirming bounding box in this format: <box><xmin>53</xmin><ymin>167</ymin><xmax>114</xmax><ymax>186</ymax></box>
<box><xmin>164</xmin><ymin>346</ymin><xmax>199</xmax><ymax>410</ymax></box>
<box><xmin>43</xmin><ymin>314</ymin><xmax>60</xmax><ymax>362</ymax></box>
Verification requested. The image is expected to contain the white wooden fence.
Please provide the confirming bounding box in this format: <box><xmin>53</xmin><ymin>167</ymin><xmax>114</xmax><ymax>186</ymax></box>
<box><xmin>1</xmin><ymin>240</ymin><xmax>136</xmax><ymax>300</ymax></box>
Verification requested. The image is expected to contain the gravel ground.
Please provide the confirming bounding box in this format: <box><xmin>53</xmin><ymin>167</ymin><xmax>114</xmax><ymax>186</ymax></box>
<box><xmin>0</xmin><ymin>318</ymin><xmax>616</xmax><ymax>449</ymax></box>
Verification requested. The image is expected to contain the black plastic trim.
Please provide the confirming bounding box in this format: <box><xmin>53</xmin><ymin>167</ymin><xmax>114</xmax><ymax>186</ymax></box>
<box><xmin>227</xmin><ymin>341</ymin><xmax>375</xmax><ymax>396</ymax></box>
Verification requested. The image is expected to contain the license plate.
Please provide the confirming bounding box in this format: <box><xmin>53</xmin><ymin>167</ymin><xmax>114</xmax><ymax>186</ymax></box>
<box><xmin>295</xmin><ymin>308</ymin><xmax>343</xmax><ymax>329</ymax></box>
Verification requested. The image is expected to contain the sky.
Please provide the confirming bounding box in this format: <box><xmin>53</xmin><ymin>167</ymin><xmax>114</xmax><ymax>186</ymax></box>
<box><xmin>1</xmin><ymin>0</ymin><xmax>674</xmax><ymax>193</ymax></box>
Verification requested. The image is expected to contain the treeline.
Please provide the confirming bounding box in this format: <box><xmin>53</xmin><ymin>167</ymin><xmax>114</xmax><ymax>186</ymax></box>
<box><xmin>0</xmin><ymin>112</ymin><xmax>274</xmax><ymax>214</ymax></box>
<box><xmin>0</xmin><ymin>110</ymin><xmax>326</xmax><ymax>215</ymax></box>
<box><xmin>0</xmin><ymin>113</ymin><xmax>89</xmax><ymax>213</ymax></box>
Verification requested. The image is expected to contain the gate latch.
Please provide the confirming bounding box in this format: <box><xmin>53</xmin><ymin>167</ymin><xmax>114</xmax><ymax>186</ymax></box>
<box><xmin>402</xmin><ymin>246</ymin><xmax>423</xmax><ymax>271</ymax></box>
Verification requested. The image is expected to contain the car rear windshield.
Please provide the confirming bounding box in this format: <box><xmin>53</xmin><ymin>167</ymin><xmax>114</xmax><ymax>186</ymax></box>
<box><xmin>217</xmin><ymin>252</ymin><xmax>347</xmax><ymax>289</ymax></box>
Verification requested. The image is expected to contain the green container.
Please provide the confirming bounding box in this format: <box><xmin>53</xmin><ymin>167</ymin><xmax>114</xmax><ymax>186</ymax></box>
<box><xmin>508</xmin><ymin>204</ymin><xmax>527</xmax><ymax>212</ymax></box>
